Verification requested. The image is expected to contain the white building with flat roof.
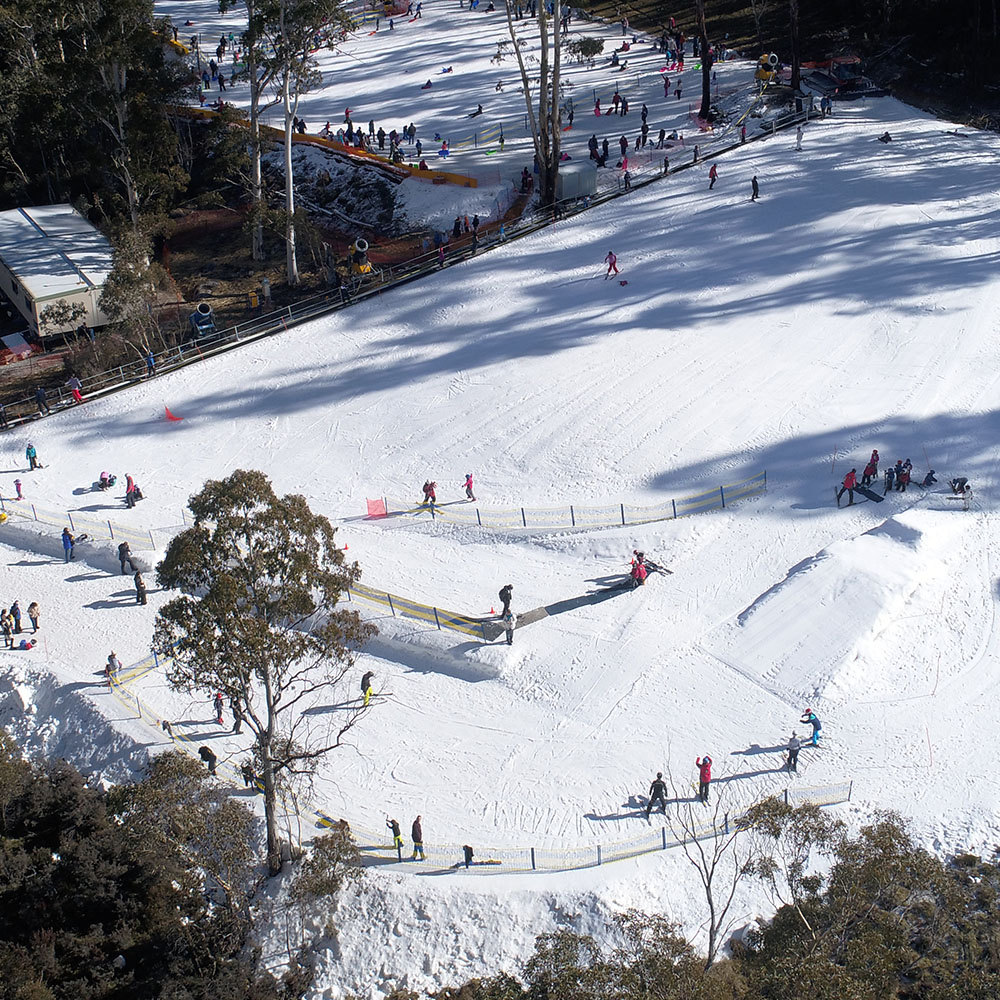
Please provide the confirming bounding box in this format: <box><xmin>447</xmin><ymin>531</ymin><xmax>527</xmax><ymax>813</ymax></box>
<box><xmin>0</xmin><ymin>204</ymin><xmax>113</xmax><ymax>336</ymax></box>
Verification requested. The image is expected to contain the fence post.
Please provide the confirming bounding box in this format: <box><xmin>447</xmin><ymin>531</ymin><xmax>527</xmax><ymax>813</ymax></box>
<box><xmin>662</xmin><ymin>828</ymin><xmax>667</xmax><ymax>850</ymax></box>
<box><xmin>135</xmin><ymin>694</ymin><xmax>141</xmax><ymax>719</ymax></box>
<box><xmin>31</xmin><ymin>504</ymin><xmax>37</xmax><ymax>521</ymax></box>
<box><xmin>672</xmin><ymin>498</ymin><xmax>677</xmax><ymax>519</ymax></box>
<box><xmin>476</xmin><ymin>508</ymin><xmax>482</xmax><ymax>527</ymax></box>
<box><xmin>387</xmin><ymin>593</ymin><xmax>396</xmax><ymax>616</ymax></box>
<box><xmin>108</xmin><ymin>521</ymin><xmax>115</xmax><ymax>539</ymax></box>
<box><xmin>153</xmin><ymin>651</ymin><xmax>158</xmax><ymax>669</ymax></box>
<box><xmin>620</xmin><ymin>503</ymin><xmax>625</xmax><ymax>525</ymax></box>
<box><xmin>848</xmin><ymin>780</ymin><xmax>853</xmax><ymax>801</ymax></box>
<box><xmin>68</xmin><ymin>513</ymin><xmax>75</xmax><ymax>531</ymax></box>
<box><xmin>521</xmin><ymin>507</ymin><xmax>526</xmax><ymax>527</ymax></box>
<box><xmin>433</xmin><ymin>607</ymin><xmax>441</xmax><ymax>629</ymax></box>
<box><xmin>0</xmin><ymin>496</ymin><xmax>4</xmax><ymax>512</ymax></box>
<box><xmin>724</xmin><ymin>813</ymin><xmax>729</xmax><ymax>834</ymax></box>
<box><xmin>149</xmin><ymin>530</ymin><xmax>155</xmax><ymax>548</ymax></box>
<box><xmin>531</xmin><ymin>847</ymin><xmax>536</xmax><ymax>870</ymax></box>
<box><xmin>570</xmin><ymin>505</ymin><xmax>575</xmax><ymax>527</ymax></box>
<box><xmin>720</xmin><ymin>486</ymin><xmax>726</xmax><ymax>508</ymax></box>
<box><xmin>597</xmin><ymin>845</ymin><xmax>602</xmax><ymax>866</ymax></box>
<box><xmin>784</xmin><ymin>788</ymin><xmax>788</xmax><ymax>805</ymax></box>
<box><xmin>764</xmin><ymin>470</ymin><xmax>767</xmax><ymax>488</ymax></box>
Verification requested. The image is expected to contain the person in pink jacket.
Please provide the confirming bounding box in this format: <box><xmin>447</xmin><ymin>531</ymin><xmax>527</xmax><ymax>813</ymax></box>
<box><xmin>696</xmin><ymin>755</ymin><xmax>713</xmax><ymax>802</ymax></box>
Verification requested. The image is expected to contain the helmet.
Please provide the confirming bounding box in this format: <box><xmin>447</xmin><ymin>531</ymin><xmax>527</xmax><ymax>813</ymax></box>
<box><xmin>805</xmin><ymin>707</ymin><xmax>812</xmax><ymax>714</ymax></box>
<box><xmin>656</xmin><ymin>771</ymin><xmax>662</xmax><ymax>779</ymax></box>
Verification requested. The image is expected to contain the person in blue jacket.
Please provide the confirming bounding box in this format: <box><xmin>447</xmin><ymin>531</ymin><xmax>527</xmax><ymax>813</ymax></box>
<box><xmin>62</xmin><ymin>527</ymin><xmax>75</xmax><ymax>562</ymax></box>
<box><xmin>800</xmin><ymin>708</ymin><xmax>822</xmax><ymax>746</ymax></box>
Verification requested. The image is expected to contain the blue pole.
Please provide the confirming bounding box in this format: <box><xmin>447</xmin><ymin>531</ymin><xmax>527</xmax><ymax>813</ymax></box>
<box><xmin>720</xmin><ymin>486</ymin><xmax>726</xmax><ymax>508</ymax></box>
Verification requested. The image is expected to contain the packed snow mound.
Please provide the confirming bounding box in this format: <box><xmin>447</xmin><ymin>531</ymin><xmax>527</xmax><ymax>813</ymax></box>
<box><xmin>702</xmin><ymin>510</ymin><xmax>986</xmax><ymax>704</ymax></box>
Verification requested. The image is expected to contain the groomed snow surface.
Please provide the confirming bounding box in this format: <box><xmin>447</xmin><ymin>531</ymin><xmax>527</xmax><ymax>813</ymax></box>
<box><xmin>5</xmin><ymin>4</ymin><xmax>1000</xmax><ymax>995</ymax></box>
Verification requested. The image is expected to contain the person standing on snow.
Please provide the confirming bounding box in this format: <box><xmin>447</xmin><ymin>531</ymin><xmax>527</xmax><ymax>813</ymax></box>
<box><xmin>896</xmin><ymin>465</ymin><xmax>910</xmax><ymax>491</ymax></box>
<box><xmin>883</xmin><ymin>463</ymin><xmax>896</xmax><ymax>495</ymax></box>
<box><xmin>861</xmin><ymin>457</ymin><xmax>877</xmax><ymax>487</ymax></box>
<box><xmin>134</xmin><ymin>571</ymin><xmax>147</xmax><ymax>606</ymax></box>
<box><xmin>421</xmin><ymin>480</ymin><xmax>437</xmax><ymax>504</ymax></box>
<box><xmin>26</xmin><ymin>443</ymin><xmax>40</xmax><ymax>470</ymax></box>
<box><xmin>463</xmin><ymin>473</ymin><xmax>476</xmax><ymax>501</ymax></box>
<box><xmin>214</xmin><ymin>692</ymin><xmax>225</xmax><ymax>725</ymax></box>
<box><xmin>800</xmin><ymin>708</ymin><xmax>822</xmax><ymax>745</ymax></box>
<box><xmin>10</xmin><ymin>601</ymin><xmax>21</xmax><ymax>634</ymax></box>
<box><xmin>361</xmin><ymin>669</ymin><xmax>375</xmax><ymax>707</ymax></box>
<box><xmin>837</xmin><ymin>469</ymin><xmax>857</xmax><ymax>506</ymax></box>
<box><xmin>501</xmin><ymin>609</ymin><xmax>516</xmax><ymax>645</ymax></box>
<box><xmin>387</xmin><ymin>817</ymin><xmax>403</xmax><ymax>857</ymax></box>
<box><xmin>787</xmin><ymin>732</ymin><xmax>801</xmax><ymax>772</ymax></box>
<box><xmin>630</xmin><ymin>559</ymin><xmax>647</xmax><ymax>589</ymax></box>
<box><xmin>125</xmin><ymin>474</ymin><xmax>137</xmax><ymax>508</ymax></box>
<box><xmin>708</xmin><ymin>163</ymin><xmax>718</xmax><ymax>189</ymax></box>
<box><xmin>646</xmin><ymin>771</ymin><xmax>668</xmax><ymax>816</ymax></box>
<box><xmin>696</xmin><ymin>755</ymin><xmax>713</xmax><ymax>802</ymax></box>
<box><xmin>751</xmin><ymin>175</ymin><xmax>760</xmax><ymax>201</ymax></box>
<box><xmin>499</xmin><ymin>583</ymin><xmax>513</xmax><ymax>616</ymax></box>
<box><xmin>411</xmin><ymin>816</ymin><xmax>425</xmax><ymax>859</ymax></box>
<box><xmin>27</xmin><ymin>602</ymin><xmax>39</xmax><ymax>632</ymax></box>
<box><xmin>870</xmin><ymin>449</ymin><xmax>879</xmax><ymax>477</ymax></box>
<box><xmin>118</xmin><ymin>541</ymin><xmax>134</xmax><ymax>575</ymax></box>
<box><xmin>795</xmin><ymin>125</ymin><xmax>803</xmax><ymax>150</ymax></box>
<box><xmin>604</xmin><ymin>250</ymin><xmax>619</xmax><ymax>278</ymax></box>
<box><xmin>61</xmin><ymin>528</ymin><xmax>75</xmax><ymax>562</ymax></box>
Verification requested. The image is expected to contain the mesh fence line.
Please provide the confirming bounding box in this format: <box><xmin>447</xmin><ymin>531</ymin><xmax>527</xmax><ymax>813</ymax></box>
<box><xmin>375</xmin><ymin>470</ymin><xmax>766</xmax><ymax>530</ymax></box>
<box><xmin>109</xmin><ymin>648</ymin><xmax>851</xmax><ymax>876</ymax></box>
<box><xmin>0</xmin><ymin>495</ymin><xmax>158</xmax><ymax>549</ymax></box>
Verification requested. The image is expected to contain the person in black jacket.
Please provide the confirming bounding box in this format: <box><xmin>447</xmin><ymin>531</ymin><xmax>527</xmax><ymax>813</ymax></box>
<box><xmin>387</xmin><ymin>817</ymin><xmax>403</xmax><ymax>858</ymax></box>
<box><xmin>411</xmin><ymin>816</ymin><xmax>425</xmax><ymax>859</ymax></box>
<box><xmin>361</xmin><ymin>670</ymin><xmax>375</xmax><ymax>706</ymax></box>
<box><xmin>499</xmin><ymin>583</ymin><xmax>513</xmax><ymax>616</ymax></box>
<box><xmin>646</xmin><ymin>771</ymin><xmax>667</xmax><ymax>816</ymax></box>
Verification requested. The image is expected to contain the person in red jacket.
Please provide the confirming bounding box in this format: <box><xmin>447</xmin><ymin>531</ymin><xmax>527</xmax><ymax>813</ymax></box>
<box><xmin>861</xmin><ymin>459</ymin><xmax>877</xmax><ymax>486</ymax></box>
<box><xmin>869</xmin><ymin>449</ymin><xmax>879</xmax><ymax>477</ymax></box>
<box><xmin>837</xmin><ymin>468</ymin><xmax>857</xmax><ymax>506</ymax></box>
<box><xmin>696</xmin><ymin>755</ymin><xmax>712</xmax><ymax>802</ymax></box>
<box><xmin>630</xmin><ymin>560</ymin><xmax>647</xmax><ymax>589</ymax></box>
<box><xmin>708</xmin><ymin>162</ymin><xmax>718</xmax><ymax>189</ymax></box>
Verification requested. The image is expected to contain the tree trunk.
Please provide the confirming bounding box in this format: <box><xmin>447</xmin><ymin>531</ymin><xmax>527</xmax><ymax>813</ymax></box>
<box><xmin>282</xmin><ymin>77</ymin><xmax>299</xmax><ymax>286</ymax></box>
<box><xmin>789</xmin><ymin>0</ymin><xmax>801</xmax><ymax>92</ymax></box>
<box><xmin>246</xmin><ymin>0</ymin><xmax>265</xmax><ymax>261</ymax></box>
<box><xmin>695</xmin><ymin>0</ymin><xmax>712</xmax><ymax>119</ymax></box>
<box><xmin>260</xmin><ymin>747</ymin><xmax>282</xmax><ymax>875</ymax></box>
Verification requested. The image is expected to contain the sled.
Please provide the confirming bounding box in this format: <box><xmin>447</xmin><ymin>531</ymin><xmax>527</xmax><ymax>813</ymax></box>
<box><xmin>854</xmin><ymin>485</ymin><xmax>884</xmax><ymax>503</ymax></box>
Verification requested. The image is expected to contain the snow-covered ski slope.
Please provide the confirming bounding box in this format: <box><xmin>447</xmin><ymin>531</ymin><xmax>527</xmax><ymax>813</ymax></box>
<box><xmin>5</xmin><ymin>1</ymin><xmax>1000</xmax><ymax>993</ymax></box>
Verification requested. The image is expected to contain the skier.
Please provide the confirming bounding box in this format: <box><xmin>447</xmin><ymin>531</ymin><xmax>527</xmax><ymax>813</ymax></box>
<box><xmin>646</xmin><ymin>771</ymin><xmax>667</xmax><ymax>816</ymax></box>
<box><xmin>751</xmin><ymin>175</ymin><xmax>759</xmax><ymax>201</ymax></box>
<box><xmin>501</xmin><ymin>608</ymin><xmax>516</xmax><ymax>645</ymax></box>
<box><xmin>800</xmin><ymin>708</ymin><xmax>822</xmax><ymax>745</ymax></box>
<box><xmin>61</xmin><ymin>527</ymin><xmax>75</xmax><ymax>562</ymax></box>
<box><xmin>883</xmin><ymin>464</ymin><xmax>896</xmax><ymax>495</ymax></box>
<box><xmin>463</xmin><ymin>473</ymin><xmax>476</xmax><ymax>501</ymax></box>
<box><xmin>696</xmin><ymin>755</ymin><xmax>713</xmax><ymax>802</ymax></box>
<box><xmin>134</xmin><ymin>571</ymin><xmax>147</xmax><ymax>606</ymax></box>
<box><xmin>861</xmin><ymin>458</ymin><xmax>877</xmax><ymax>487</ymax></box>
<box><xmin>630</xmin><ymin>559</ymin><xmax>647</xmax><ymax>589</ymax></box>
<box><xmin>214</xmin><ymin>692</ymin><xmax>225</xmax><ymax>725</ymax></box>
<box><xmin>708</xmin><ymin>162</ymin><xmax>718</xmax><ymax>189</ymax></box>
<box><xmin>361</xmin><ymin>669</ymin><xmax>375</xmax><ymax>707</ymax></box>
<box><xmin>604</xmin><ymin>250</ymin><xmax>619</xmax><ymax>278</ymax></box>
<box><xmin>118</xmin><ymin>541</ymin><xmax>134</xmax><ymax>575</ymax></box>
<box><xmin>387</xmin><ymin>817</ymin><xmax>403</xmax><ymax>856</ymax></box>
<box><xmin>837</xmin><ymin>468</ymin><xmax>857</xmax><ymax>506</ymax></box>
<box><xmin>786</xmin><ymin>732</ymin><xmax>801</xmax><ymax>772</ymax></box>
<box><xmin>498</xmin><ymin>583</ymin><xmax>513</xmax><ymax>616</ymax></box>
<box><xmin>25</xmin><ymin>443</ymin><xmax>39</xmax><ymax>470</ymax></box>
<box><xmin>198</xmin><ymin>746</ymin><xmax>218</xmax><ymax>776</ymax></box>
<box><xmin>411</xmin><ymin>816</ymin><xmax>425</xmax><ymax>860</ymax></box>
<box><xmin>421</xmin><ymin>480</ymin><xmax>437</xmax><ymax>504</ymax></box>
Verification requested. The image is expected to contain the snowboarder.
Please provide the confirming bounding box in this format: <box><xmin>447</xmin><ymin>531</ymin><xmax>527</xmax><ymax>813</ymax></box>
<box><xmin>25</xmin><ymin>443</ymin><xmax>39</xmax><ymax>470</ymax></box>
<box><xmin>837</xmin><ymin>469</ymin><xmax>857</xmax><ymax>506</ymax></box>
<box><xmin>387</xmin><ymin>817</ymin><xmax>403</xmax><ymax>857</ymax></box>
<box><xmin>361</xmin><ymin>669</ymin><xmax>375</xmax><ymax>707</ymax></box>
<box><xmin>951</xmin><ymin>477</ymin><xmax>969</xmax><ymax>494</ymax></box>
<box><xmin>499</xmin><ymin>583</ymin><xmax>513</xmax><ymax>616</ymax></box>
<box><xmin>421</xmin><ymin>480</ymin><xmax>437</xmax><ymax>504</ymax></box>
<box><xmin>411</xmin><ymin>816</ymin><xmax>425</xmax><ymax>859</ymax></box>
<box><xmin>501</xmin><ymin>609</ymin><xmax>516</xmax><ymax>645</ymax></box>
<box><xmin>463</xmin><ymin>473</ymin><xmax>476</xmax><ymax>501</ymax></box>
<box><xmin>751</xmin><ymin>175</ymin><xmax>759</xmax><ymax>201</ymax></box>
<box><xmin>214</xmin><ymin>692</ymin><xmax>225</xmax><ymax>725</ymax></box>
<box><xmin>604</xmin><ymin>250</ymin><xmax>619</xmax><ymax>277</ymax></box>
<box><xmin>118</xmin><ymin>541</ymin><xmax>134</xmax><ymax>575</ymax></box>
<box><xmin>786</xmin><ymin>732</ymin><xmax>801</xmax><ymax>772</ymax></box>
<box><xmin>920</xmin><ymin>470</ymin><xmax>937</xmax><ymax>487</ymax></box>
<box><xmin>199</xmin><ymin>746</ymin><xmax>218</xmax><ymax>776</ymax></box>
<box><xmin>134</xmin><ymin>571</ymin><xmax>147</xmax><ymax>605</ymax></box>
<box><xmin>696</xmin><ymin>755</ymin><xmax>713</xmax><ymax>802</ymax></box>
<box><xmin>61</xmin><ymin>527</ymin><xmax>75</xmax><ymax>562</ymax></box>
<box><xmin>800</xmin><ymin>708</ymin><xmax>822</xmax><ymax>745</ymax></box>
<box><xmin>646</xmin><ymin>771</ymin><xmax>668</xmax><ymax>816</ymax></box>
<box><xmin>708</xmin><ymin>163</ymin><xmax>718</xmax><ymax>189</ymax></box>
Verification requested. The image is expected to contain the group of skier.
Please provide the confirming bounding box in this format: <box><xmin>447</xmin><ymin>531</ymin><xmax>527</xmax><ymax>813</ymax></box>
<box><xmin>420</xmin><ymin>474</ymin><xmax>476</xmax><ymax>505</ymax></box>
<box><xmin>643</xmin><ymin>709</ymin><xmax>821</xmax><ymax>816</ymax></box>
<box><xmin>839</xmin><ymin>448</ymin><xmax>967</xmax><ymax>505</ymax></box>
